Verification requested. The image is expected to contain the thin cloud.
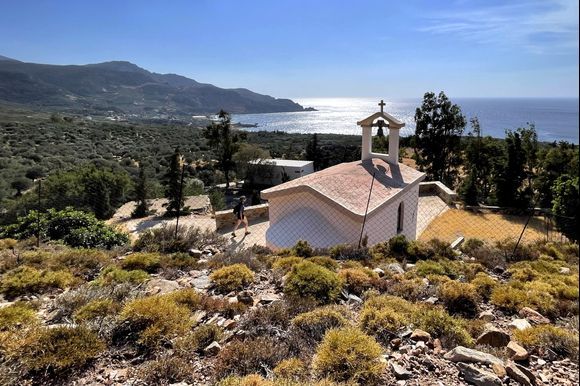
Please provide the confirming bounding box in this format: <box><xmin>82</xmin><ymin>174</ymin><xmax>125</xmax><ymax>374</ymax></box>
<box><xmin>420</xmin><ymin>0</ymin><xmax>579</xmax><ymax>55</ymax></box>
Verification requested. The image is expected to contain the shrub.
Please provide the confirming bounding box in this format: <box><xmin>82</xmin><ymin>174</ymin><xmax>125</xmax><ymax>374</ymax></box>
<box><xmin>73</xmin><ymin>299</ymin><xmax>120</xmax><ymax>323</ymax></box>
<box><xmin>470</xmin><ymin>272</ymin><xmax>497</xmax><ymax>301</ymax></box>
<box><xmin>217</xmin><ymin>374</ymin><xmax>274</xmax><ymax>386</ymax></box>
<box><xmin>138</xmin><ymin>356</ymin><xmax>195</xmax><ymax>385</ymax></box>
<box><xmin>214</xmin><ymin>337</ymin><xmax>289</xmax><ymax>378</ymax></box>
<box><xmin>292</xmin><ymin>306</ymin><xmax>350</xmax><ymax>341</ymax></box>
<box><xmin>159</xmin><ymin>252</ymin><xmax>201</xmax><ymax>272</ymax></box>
<box><xmin>210</xmin><ymin>264</ymin><xmax>255</xmax><ymax>293</ymax></box>
<box><xmin>490</xmin><ymin>284</ymin><xmax>556</xmax><ymax>317</ymax></box>
<box><xmin>329</xmin><ymin>244</ymin><xmax>372</xmax><ymax>261</ymax></box>
<box><xmin>94</xmin><ymin>266</ymin><xmax>149</xmax><ymax>286</ymax></box>
<box><xmin>272</xmin><ymin>257</ymin><xmax>304</xmax><ymax>274</ymax></box>
<box><xmin>360</xmin><ymin>305</ymin><xmax>406</xmax><ymax>342</ymax></box>
<box><xmin>133</xmin><ymin>224</ymin><xmax>225</xmax><ymax>253</ymax></box>
<box><xmin>438</xmin><ymin>281</ymin><xmax>479</xmax><ymax>317</ymax></box>
<box><xmin>387</xmin><ymin>277</ymin><xmax>430</xmax><ymax>301</ymax></box>
<box><xmin>405</xmin><ymin>240</ymin><xmax>435</xmax><ymax>262</ymax></box>
<box><xmin>414</xmin><ymin>260</ymin><xmax>447</xmax><ymax>277</ymax></box>
<box><xmin>461</xmin><ymin>238</ymin><xmax>485</xmax><ymax>255</ymax></box>
<box><xmin>273</xmin><ymin>358</ymin><xmax>307</xmax><ymax>381</ymax></box>
<box><xmin>312</xmin><ymin>327</ymin><xmax>385</xmax><ymax>384</ymax></box>
<box><xmin>0</xmin><ymin>266</ymin><xmax>75</xmax><ymax>298</ymax></box>
<box><xmin>239</xmin><ymin>302</ymin><xmax>294</xmax><ymax>338</ymax></box>
<box><xmin>24</xmin><ymin>249</ymin><xmax>112</xmax><ymax>279</ymax></box>
<box><xmin>514</xmin><ymin>325</ymin><xmax>579</xmax><ymax>360</ymax></box>
<box><xmin>388</xmin><ymin>235</ymin><xmax>409</xmax><ymax>255</ymax></box>
<box><xmin>308</xmin><ymin>256</ymin><xmax>339</xmax><ymax>271</ymax></box>
<box><xmin>293</xmin><ymin>240</ymin><xmax>314</xmax><ymax>258</ymax></box>
<box><xmin>0</xmin><ymin>302</ymin><xmax>38</xmax><ymax>331</ymax></box>
<box><xmin>120</xmin><ymin>252</ymin><xmax>161</xmax><ymax>273</ymax></box>
<box><xmin>175</xmin><ymin>324</ymin><xmax>223</xmax><ymax>354</ymax></box>
<box><xmin>338</xmin><ymin>267</ymin><xmax>378</xmax><ymax>295</ymax></box>
<box><xmin>117</xmin><ymin>295</ymin><xmax>192</xmax><ymax>348</ymax></box>
<box><xmin>210</xmin><ymin>249</ymin><xmax>266</xmax><ymax>272</ymax></box>
<box><xmin>428</xmin><ymin>239</ymin><xmax>456</xmax><ymax>259</ymax></box>
<box><xmin>411</xmin><ymin>305</ymin><xmax>473</xmax><ymax>347</ymax></box>
<box><xmin>0</xmin><ymin>208</ymin><xmax>128</xmax><ymax>249</ymax></box>
<box><xmin>15</xmin><ymin>325</ymin><xmax>104</xmax><ymax>373</ymax></box>
<box><xmin>284</xmin><ymin>261</ymin><xmax>343</xmax><ymax>304</ymax></box>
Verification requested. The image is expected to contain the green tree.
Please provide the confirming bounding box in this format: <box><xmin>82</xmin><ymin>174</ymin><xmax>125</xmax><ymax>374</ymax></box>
<box><xmin>414</xmin><ymin>91</ymin><xmax>466</xmax><ymax>187</ymax></box>
<box><xmin>132</xmin><ymin>164</ymin><xmax>150</xmax><ymax>218</ymax></box>
<box><xmin>11</xmin><ymin>178</ymin><xmax>31</xmax><ymax>197</ymax></box>
<box><xmin>163</xmin><ymin>147</ymin><xmax>184</xmax><ymax>216</ymax></box>
<box><xmin>305</xmin><ymin>133</ymin><xmax>321</xmax><ymax>170</ymax></box>
<box><xmin>459</xmin><ymin>167</ymin><xmax>479</xmax><ymax>205</ymax></box>
<box><xmin>233</xmin><ymin>143</ymin><xmax>271</xmax><ymax>187</ymax></box>
<box><xmin>551</xmin><ymin>175</ymin><xmax>578</xmax><ymax>242</ymax></box>
<box><xmin>495</xmin><ymin>129</ymin><xmax>527</xmax><ymax>208</ymax></box>
<box><xmin>203</xmin><ymin>110</ymin><xmax>241</xmax><ymax>189</ymax></box>
<box><xmin>534</xmin><ymin>142</ymin><xmax>578</xmax><ymax>208</ymax></box>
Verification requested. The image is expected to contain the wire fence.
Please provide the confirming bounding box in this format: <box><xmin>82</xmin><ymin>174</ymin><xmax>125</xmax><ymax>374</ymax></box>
<box><xmin>0</xmin><ymin>170</ymin><xmax>575</xmax><ymax>258</ymax></box>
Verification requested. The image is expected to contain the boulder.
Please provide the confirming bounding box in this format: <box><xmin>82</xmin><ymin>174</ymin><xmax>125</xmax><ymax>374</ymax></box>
<box><xmin>507</xmin><ymin>341</ymin><xmax>529</xmax><ymax>361</ymax></box>
<box><xmin>373</xmin><ymin>267</ymin><xmax>386</xmax><ymax>277</ymax></box>
<box><xmin>515</xmin><ymin>363</ymin><xmax>537</xmax><ymax>385</ymax></box>
<box><xmin>519</xmin><ymin>307</ymin><xmax>550</xmax><ymax>324</ymax></box>
<box><xmin>444</xmin><ymin>346</ymin><xmax>503</xmax><ymax>365</ymax></box>
<box><xmin>476</xmin><ymin>326</ymin><xmax>510</xmax><ymax>348</ymax></box>
<box><xmin>145</xmin><ymin>279</ymin><xmax>180</xmax><ymax>295</ymax></box>
<box><xmin>505</xmin><ymin>361</ymin><xmax>532</xmax><ymax>386</ymax></box>
<box><xmin>457</xmin><ymin>363</ymin><xmax>502</xmax><ymax>386</ymax></box>
<box><xmin>191</xmin><ymin>276</ymin><xmax>211</xmax><ymax>290</ymax></box>
<box><xmin>259</xmin><ymin>293</ymin><xmax>281</xmax><ymax>305</ymax></box>
<box><xmin>491</xmin><ymin>362</ymin><xmax>506</xmax><ymax>378</ymax></box>
<box><xmin>390</xmin><ymin>362</ymin><xmax>412</xmax><ymax>380</ymax></box>
<box><xmin>559</xmin><ymin>267</ymin><xmax>571</xmax><ymax>275</ymax></box>
<box><xmin>478</xmin><ymin>310</ymin><xmax>496</xmax><ymax>322</ymax></box>
<box><xmin>508</xmin><ymin>318</ymin><xmax>532</xmax><ymax>331</ymax></box>
<box><xmin>204</xmin><ymin>341</ymin><xmax>221</xmax><ymax>356</ymax></box>
<box><xmin>188</xmin><ymin>249</ymin><xmax>203</xmax><ymax>258</ymax></box>
<box><xmin>348</xmin><ymin>294</ymin><xmax>363</xmax><ymax>303</ymax></box>
<box><xmin>237</xmin><ymin>291</ymin><xmax>254</xmax><ymax>305</ymax></box>
<box><xmin>386</xmin><ymin>263</ymin><xmax>405</xmax><ymax>275</ymax></box>
<box><xmin>410</xmin><ymin>329</ymin><xmax>432</xmax><ymax>343</ymax></box>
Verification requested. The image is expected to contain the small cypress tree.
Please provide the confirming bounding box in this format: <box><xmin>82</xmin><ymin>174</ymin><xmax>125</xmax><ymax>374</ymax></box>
<box><xmin>163</xmin><ymin>147</ymin><xmax>184</xmax><ymax>216</ymax></box>
<box><xmin>132</xmin><ymin>165</ymin><xmax>150</xmax><ymax>218</ymax></box>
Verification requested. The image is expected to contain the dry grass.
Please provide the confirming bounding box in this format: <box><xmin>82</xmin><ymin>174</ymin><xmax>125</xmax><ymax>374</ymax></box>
<box><xmin>419</xmin><ymin>209</ymin><xmax>555</xmax><ymax>244</ymax></box>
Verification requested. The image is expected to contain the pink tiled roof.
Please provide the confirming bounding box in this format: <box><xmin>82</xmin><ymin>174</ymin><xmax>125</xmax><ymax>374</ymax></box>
<box><xmin>261</xmin><ymin>158</ymin><xmax>425</xmax><ymax>216</ymax></box>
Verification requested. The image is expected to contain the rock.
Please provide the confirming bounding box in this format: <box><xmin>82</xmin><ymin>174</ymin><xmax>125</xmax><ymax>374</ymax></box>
<box><xmin>191</xmin><ymin>276</ymin><xmax>211</xmax><ymax>290</ymax></box>
<box><xmin>508</xmin><ymin>318</ymin><xmax>532</xmax><ymax>331</ymax></box>
<box><xmin>507</xmin><ymin>341</ymin><xmax>529</xmax><ymax>361</ymax></box>
<box><xmin>535</xmin><ymin>358</ymin><xmax>546</xmax><ymax>367</ymax></box>
<box><xmin>424</xmin><ymin>296</ymin><xmax>439</xmax><ymax>305</ymax></box>
<box><xmin>519</xmin><ymin>307</ymin><xmax>550</xmax><ymax>324</ymax></box>
<box><xmin>170</xmin><ymin>382</ymin><xmax>190</xmax><ymax>386</ymax></box>
<box><xmin>478</xmin><ymin>310</ymin><xmax>496</xmax><ymax>322</ymax></box>
<box><xmin>145</xmin><ymin>278</ymin><xmax>180</xmax><ymax>295</ymax></box>
<box><xmin>259</xmin><ymin>293</ymin><xmax>281</xmax><ymax>305</ymax></box>
<box><xmin>237</xmin><ymin>291</ymin><xmax>254</xmax><ymax>305</ymax></box>
<box><xmin>491</xmin><ymin>362</ymin><xmax>506</xmax><ymax>378</ymax></box>
<box><xmin>204</xmin><ymin>341</ymin><xmax>221</xmax><ymax>356</ymax></box>
<box><xmin>189</xmin><ymin>249</ymin><xmax>203</xmax><ymax>258</ymax></box>
<box><xmin>410</xmin><ymin>329</ymin><xmax>431</xmax><ymax>343</ymax></box>
<box><xmin>192</xmin><ymin>310</ymin><xmax>207</xmax><ymax>324</ymax></box>
<box><xmin>515</xmin><ymin>363</ymin><xmax>536</xmax><ymax>385</ymax></box>
<box><xmin>387</xmin><ymin>263</ymin><xmax>405</xmax><ymax>275</ymax></box>
<box><xmin>347</xmin><ymin>294</ymin><xmax>363</xmax><ymax>303</ymax></box>
<box><xmin>390</xmin><ymin>338</ymin><xmax>402</xmax><ymax>348</ymax></box>
<box><xmin>492</xmin><ymin>265</ymin><xmax>505</xmax><ymax>274</ymax></box>
<box><xmin>444</xmin><ymin>346</ymin><xmax>503</xmax><ymax>365</ymax></box>
<box><xmin>432</xmin><ymin>338</ymin><xmax>443</xmax><ymax>355</ymax></box>
<box><xmin>107</xmin><ymin>368</ymin><xmax>128</xmax><ymax>381</ymax></box>
<box><xmin>390</xmin><ymin>362</ymin><xmax>412</xmax><ymax>380</ymax></box>
<box><xmin>476</xmin><ymin>326</ymin><xmax>510</xmax><ymax>348</ymax></box>
<box><xmin>559</xmin><ymin>267</ymin><xmax>571</xmax><ymax>275</ymax></box>
<box><xmin>505</xmin><ymin>361</ymin><xmax>532</xmax><ymax>386</ymax></box>
<box><xmin>373</xmin><ymin>267</ymin><xmax>385</xmax><ymax>277</ymax></box>
<box><xmin>457</xmin><ymin>363</ymin><xmax>502</xmax><ymax>386</ymax></box>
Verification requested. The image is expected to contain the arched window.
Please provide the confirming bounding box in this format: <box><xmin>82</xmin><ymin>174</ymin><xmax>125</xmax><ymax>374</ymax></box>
<box><xmin>397</xmin><ymin>202</ymin><xmax>404</xmax><ymax>233</ymax></box>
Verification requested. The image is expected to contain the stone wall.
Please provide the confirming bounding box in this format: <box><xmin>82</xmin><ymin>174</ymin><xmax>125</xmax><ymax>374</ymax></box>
<box><xmin>419</xmin><ymin>181</ymin><xmax>458</xmax><ymax>204</ymax></box>
<box><xmin>215</xmin><ymin>204</ymin><xmax>269</xmax><ymax>230</ymax></box>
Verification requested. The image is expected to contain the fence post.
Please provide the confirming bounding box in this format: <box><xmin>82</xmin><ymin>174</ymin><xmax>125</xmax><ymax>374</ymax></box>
<box><xmin>358</xmin><ymin>172</ymin><xmax>376</xmax><ymax>248</ymax></box>
<box><xmin>174</xmin><ymin>161</ymin><xmax>186</xmax><ymax>239</ymax></box>
<box><xmin>511</xmin><ymin>208</ymin><xmax>533</xmax><ymax>259</ymax></box>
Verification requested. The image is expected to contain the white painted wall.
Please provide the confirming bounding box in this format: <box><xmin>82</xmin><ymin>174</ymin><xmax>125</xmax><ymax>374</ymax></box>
<box><xmin>265</xmin><ymin>184</ymin><xmax>421</xmax><ymax>249</ymax></box>
<box><xmin>253</xmin><ymin>163</ymin><xmax>314</xmax><ymax>186</ymax></box>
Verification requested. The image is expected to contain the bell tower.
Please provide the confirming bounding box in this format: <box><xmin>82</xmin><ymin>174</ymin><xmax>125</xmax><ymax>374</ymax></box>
<box><xmin>356</xmin><ymin>100</ymin><xmax>405</xmax><ymax>164</ymax></box>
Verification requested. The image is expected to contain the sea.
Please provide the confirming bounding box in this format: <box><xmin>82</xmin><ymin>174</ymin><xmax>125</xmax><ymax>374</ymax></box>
<box><xmin>232</xmin><ymin>97</ymin><xmax>579</xmax><ymax>144</ymax></box>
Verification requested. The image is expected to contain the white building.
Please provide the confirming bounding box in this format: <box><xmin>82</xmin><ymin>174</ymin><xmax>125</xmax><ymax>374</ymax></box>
<box><xmin>261</xmin><ymin>101</ymin><xmax>426</xmax><ymax>249</ymax></box>
<box><xmin>249</xmin><ymin>159</ymin><xmax>314</xmax><ymax>186</ymax></box>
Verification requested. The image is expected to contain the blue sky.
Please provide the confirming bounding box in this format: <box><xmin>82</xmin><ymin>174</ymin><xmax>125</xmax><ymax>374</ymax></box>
<box><xmin>1</xmin><ymin>0</ymin><xmax>578</xmax><ymax>98</ymax></box>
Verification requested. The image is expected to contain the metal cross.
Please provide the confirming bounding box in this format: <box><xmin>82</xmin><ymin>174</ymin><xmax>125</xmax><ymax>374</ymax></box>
<box><xmin>378</xmin><ymin>99</ymin><xmax>386</xmax><ymax>113</ymax></box>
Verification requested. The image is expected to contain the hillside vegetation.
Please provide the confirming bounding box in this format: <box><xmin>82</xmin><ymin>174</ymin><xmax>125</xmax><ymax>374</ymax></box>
<box><xmin>0</xmin><ymin>228</ymin><xmax>577</xmax><ymax>385</ymax></box>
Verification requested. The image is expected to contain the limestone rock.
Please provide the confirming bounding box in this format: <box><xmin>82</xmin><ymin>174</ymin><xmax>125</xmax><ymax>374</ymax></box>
<box><xmin>515</xmin><ymin>363</ymin><xmax>536</xmax><ymax>385</ymax></box>
<box><xmin>509</xmin><ymin>318</ymin><xmax>532</xmax><ymax>331</ymax></box>
<box><xmin>259</xmin><ymin>293</ymin><xmax>281</xmax><ymax>305</ymax></box>
<box><xmin>191</xmin><ymin>275</ymin><xmax>211</xmax><ymax>290</ymax></box>
<box><xmin>476</xmin><ymin>326</ymin><xmax>510</xmax><ymax>348</ymax></box>
<box><xmin>204</xmin><ymin>341</ymin><xmax>221</xmax><ymax>356</ymax></box>
<box><xmin>506</xmin><ymin>361</ymin><xmax>532</xmax><ymax>386</ymax></box>
<box><xmin>559</xmin><ymin>267</ymin><xmax>570</xmax><ymax>275</ymax></box>
<box><xmin>145</xmin><ymin>278</ymin><xmax>180</xmax><ymax>295</ymax></box>
<box><xmin>491</xmin><ymin>362</ymin><xmax>506</xmax><ymax>378</ymax></box>
<box><xmin>507</xmin><ymin>341</ymin><xmax>529</xmax><ymax>361</ymax></box>
<box><xmin>444</xmin><ymin>346</ymin><xmax>503</xmax><ymax>365</ymax></box>
<box><xmin>410</xmin><ymin>329</ymin><xmax>431</xmax><ymax>343</ymax></box>
<box><xmin>188</xmin><ymin>249</ymin><xmax>203</xmax><ymax>258</ymax></box>
<box><xmin>457</xmin><ymin>363</ymin><xmax>502</xmax><ymax>386</ymax></box>
<box><xmin>519</xmin><ymin>307</ymin><xmax>550</xmax><ymax>324</ymax></box>
<box><xmin>387</xmin><ymin>263</ymin><xmax>405</xmax><ymax>275</ymax></box>
<box><xmin>390</xmin><ymin>362</ymin><xmax>412</xmax><ymax>380</ymax></box>
<box><xmin>373</xmin><ymin>267</ymin><xmax>385</xmax><ymax>277</ymax></box>
<box><xmin>478</xmin><ymin>310</ymin><xmax>495</xmax><ymax>322</ymax></box>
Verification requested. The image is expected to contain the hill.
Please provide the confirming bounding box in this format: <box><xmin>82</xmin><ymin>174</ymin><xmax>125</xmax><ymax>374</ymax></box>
<box><xmin>0</xmin><ymin>57</ymin><xmax>309</xmax><ymax>116</ymax></box>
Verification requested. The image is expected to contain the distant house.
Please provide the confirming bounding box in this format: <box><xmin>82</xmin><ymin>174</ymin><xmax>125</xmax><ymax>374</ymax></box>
<box><xmin>249</xmin><ymin>159</ymin><xmax>314</xmax><ymax>186</ymax></box>
<box><xmin>261</xmin><ymin>101</ymin><xmax>426</xmax><ymax>249</ymax></box>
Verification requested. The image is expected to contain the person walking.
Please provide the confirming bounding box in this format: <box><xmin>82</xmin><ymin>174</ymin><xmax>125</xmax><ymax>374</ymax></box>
<box><xmin>232</xmin><ymin>196</ymin><xmax>250</xmax><ymax>237</ymax></box>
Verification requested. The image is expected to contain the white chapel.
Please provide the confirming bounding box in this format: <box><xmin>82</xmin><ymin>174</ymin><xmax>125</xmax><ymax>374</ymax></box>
<box><xmin>261</xmin><ymin>101</ymin><xmax>426</xmax><ymax>249</ymax></box>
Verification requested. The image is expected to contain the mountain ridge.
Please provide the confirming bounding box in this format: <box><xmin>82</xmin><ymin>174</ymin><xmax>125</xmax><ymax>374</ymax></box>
<box><xmin>0</xmin><ymin>56</ymin><xmax>309</xmax><ymax>116</ymax></box>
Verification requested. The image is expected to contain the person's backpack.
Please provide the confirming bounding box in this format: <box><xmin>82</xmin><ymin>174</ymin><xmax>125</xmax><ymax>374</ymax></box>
<box><xmin>233</xmin><ymin>203</ymin><xmax>241</xmax><ymax>215</ymax></box>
